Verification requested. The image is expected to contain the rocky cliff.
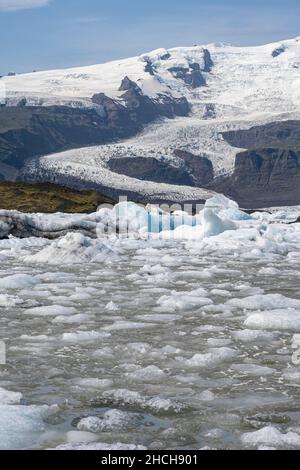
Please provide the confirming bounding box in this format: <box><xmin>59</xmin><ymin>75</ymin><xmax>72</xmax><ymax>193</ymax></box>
<box><xmin>212</xmin><ymin>121</ymin><xmax>300</xmax><ymax>208</ymax></box>
<box><xmin>0</xmin><ymin>78</ymin><xmax>189</xmax><ymax>180</ymax></box>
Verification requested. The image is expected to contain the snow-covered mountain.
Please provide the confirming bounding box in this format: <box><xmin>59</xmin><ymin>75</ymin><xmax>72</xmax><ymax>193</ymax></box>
<box><xmin>1</xmin><ymin>37</ymin><xmax>300</xmax><ymax>206</ymax></box>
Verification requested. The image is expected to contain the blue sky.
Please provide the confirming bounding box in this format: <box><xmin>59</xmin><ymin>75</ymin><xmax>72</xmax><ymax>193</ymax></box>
<box><xmin>1</xmin><ymin>0</ymin><xmax>299</xmax><ymax>74</ymax></box>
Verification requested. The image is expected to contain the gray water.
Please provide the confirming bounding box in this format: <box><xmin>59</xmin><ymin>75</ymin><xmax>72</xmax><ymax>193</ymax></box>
<box><xmin>1</xmin><ymin>235</ymin><xmax>300</xmax><ymax>450</ymax></box>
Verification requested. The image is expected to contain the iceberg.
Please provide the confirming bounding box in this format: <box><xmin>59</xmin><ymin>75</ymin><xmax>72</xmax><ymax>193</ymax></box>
<box><xmin>111</xmin><ymin>195</ymin><xmax>241</xmax><ymax>237</ymax></box>
<box><xmin>0</xmin><ymin>405</ymin><xmax>48</xmax><ymax>450</ymax></box>
<box><xmin>0</xmin><ymin>194</ymin><xmax>250</xmax><ymax>242</ymax></box>
<box><xmin>24</xmin><ymin>232</ymin><xmax>118</xmax><ymax>265</ymax></box>
<box><xmin>0</xmin><ymin>387</ymin><xmax>50</xmax><ymax>450</ymax></box>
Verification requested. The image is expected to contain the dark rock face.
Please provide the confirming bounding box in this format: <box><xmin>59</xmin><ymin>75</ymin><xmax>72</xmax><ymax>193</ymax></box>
<box><xmin>118</xmin><ymin>78</ymin><xmax>168</xmax><ymax>124</ymax></box>
<box><xmin>91</xmin><ymin>93</ymin><xmax>134</xmax><ymax>130</ymax></box>
<box><xmin>167</xmin><ymin>49</ymin><xmax>212</xmax><ymax>87</ymax></box>
<box><xmin>0</xmin><ymin>78</ymin><xmax>190</xmax><ymax>174</ymax></box>
<box><xmin>214</xmin><ymin>148</ymin><xmax>300</xmax><ymax>208</ymax></box>
<box><xmin>16</xmin><ymin>97</ymin><xmax>27</xmax><ymax>108</ymax></box>
<box><xmin>186</xmin><ymin>70</ymin><xmax>206</xmax><ymax>88</ymax></box>
<box><xmin>94</xmin><ymin>77</ymin><xmax>189</xmax><ymax>124</ymax></box>
<box><xmin>173</xmin><ymin>150</ymin><xmax>214</xmax><ymax>186</ymax></box>
<box><xmin>272</xmin><ymin>46</ymin><xmax>286</xmax><ymax>58</ymax></box>
<box><xmin>154</xmin><ymin>94</ymin><xmax>190</xmax><ymax>118</ymax></box>
<box><xmin>144</xmin><ymin>59</ymin><xmax>156</xmax><ymax>76</ymax></box>
<box><xmin>107</xmin><ymin>150</ymin><xmax>214</xmax><ymax>188</ymax></box>
<box><xmin>223</xmin><ymin>121</ymin><xmax>300</xmax><ymax>149</ymax></box>
<box><xmin>168</xmin><ymin>65</ymin><xmax>206</xmax><ymax>88</ymax></box>
<box><xmin>203</xmin><ymin>103</ymin><xmax>216</xmax><ymax>120</ymax></box>
<box><xmin>160</xmin><ymin>52</ymin><xmax>171</xmax><ymax>61</ymax></box>
<box><xmin>203</xmin><ymin>49</ymin><xmax>214</xmax><ymax>72</ymax></box>
<box><xmin>0</xmin><ymin>105</ymin><xmax>136</xmax><ymax>170</ymax></box>
<box><xmin>212</xmin><ymin>121</ymin><xmax>300</xmax><ymax>208</ymax></box>
<box><xmin>118</xmin><ymin>76</ymin><xmax>140</xmax><ymax>92</ymax></box>
<box><xmin>108</xmin><ymin>156</ymin><xmax>194</xmax><ymax>186</ymax></box>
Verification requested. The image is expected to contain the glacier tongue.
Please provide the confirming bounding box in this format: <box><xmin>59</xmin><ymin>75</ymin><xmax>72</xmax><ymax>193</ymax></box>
<box><xmin>4</xmin><ymin>37</ymin><xmax>300</xmax><ymax>201</ymax></box>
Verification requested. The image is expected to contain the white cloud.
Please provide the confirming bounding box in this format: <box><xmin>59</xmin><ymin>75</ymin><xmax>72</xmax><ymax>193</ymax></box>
<box><xmin>0</xmin><ymin>0</ymin><xmax>51</xmax><ymax>12</ymax></box>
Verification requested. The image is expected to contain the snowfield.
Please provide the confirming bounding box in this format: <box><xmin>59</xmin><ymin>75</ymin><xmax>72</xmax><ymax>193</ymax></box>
<box><xmin>4</xmin><ymin>37</ymin><xmax>300</xmax><ymax>196</ymax></box>
<box><xmin>1</xmin><ymin>195</ymin><xmax>300</xmax><ymax>449</ymax></box>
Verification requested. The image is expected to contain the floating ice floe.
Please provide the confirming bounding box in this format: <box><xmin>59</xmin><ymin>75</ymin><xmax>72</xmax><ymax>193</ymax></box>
<box><xmin>0</xmin><ymin>221</ymin><xmax>11</xmax><ymax>238</ymax></box>
<box><xmin>1</xmin><ymin>192</ymin><xmax>300</xmax><ymax>450</ymax></box>
<box><xmin>100</xmin><ymin>388</ymin><xmax>185</xmax><ymax>413</ymax></box>
<box><xmin>241</xmin><ymin>426</ymin><xmax>300</xmax><ymax>449</ymax></box>
<box><xmin>154</xmin><ymin>207</ymin><xmax>237</xmax><ymax>240</ymax></box>
<box><xmin>62</xmin><ymin>330</ymin><xmax>111</xmax><ymax>344</ymax></box>
<box><xmin>227</xmin><ymin>294</ymin><xmax>300</xmax><ymax>311</ymax></box>
<box><xmin>0</xmin><ymin>194</ymin><xmax>248</xmax><ymax>243</ymax></box>
<box><xmin>231</xmin><ymin>329</ymin><xmax>278</xmax><ymax>343</ymax></box>
<box><xmin>52</xmin><ymin>313</ymin><xmax>91</xmax><ymax>324</ymax></box>
<box><xmin>245</xmin><ymin>309</ymin><xmax>300</xmax><ymax>331</ymax></box>
<box><xmin>0</xmin><ymin>294</ymin><xmax>24</xmax><ymax>307</ymax></box>
<box><xmin>4</xmin><ymin>194</ymin><xmax>298</xmax><ymax>268</ymax></box>
<box><xmin>127</xmin><ymin>365</ymin><xmax>166</xmax><ymax>382</ymax></box>
<box><xmin>54</xmin><ymin>442</ymin><xmax>146</xmax><ymax>450</ymax></box>
<box><xmin>0</xmin><ymin>387</ymin><xmax>51</xmax><ymax>450</ymax></box>
<box><xmin>184</xmin><ymin>347</ymin><xmax>239</xmax><ymax>368</ymax></box>
<box><xmin>73</xmin><ymin>378</ymin><xmax>114</xmax><ymax>389</ymax></box>
<box><xmin>0</xmin><ymin>387</ymin><xmax>22</xmax><ymax>405</ymax></box>
<box><xmin>77</xmin><ymin>409</ymin><xmax>142</xmax><ymax>433</ymax></box>
<box><xmin>0</xmin><ymin>405</ymin><xmax>49</xmax><ymax>450</ymax></box>
<box><xmin>157</xmin><ymin>288</ymin><xmax>212</xmax><ymax>312</ymax></box>
<box><xmin>24</xmin><ymin>232</ymin><xmax>118</xmax><ymax>265</ymax></box>
<box><xmin>230</xmin><ymin>364</ymin><xmax>276</xmax><ymax>376</ymax></box>
<box><xmin>0</xmin><ymin>274</ymin><xmax>39</xmax><ymax>289</ymax></box>
<box><xmin>24</xmin><ymin>305</ymin><xmax>77</xmax><ymax>317</ymax></box>
<box><xmin>282</xmin><ymin>370</ymin><xmax>300</xmax><ymax>384</ymax></box>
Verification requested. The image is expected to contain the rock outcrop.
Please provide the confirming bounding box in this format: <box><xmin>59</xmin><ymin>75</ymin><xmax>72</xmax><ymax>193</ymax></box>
<box><xmin>272</xmin><ymin>46</ymin><xmax>286</xmax><ymax>58</ymax></box>
<box><xmin>107</xmin><ymin>150</ymin><xmax>214</xmax><ymax>188</ymax></box>
<box><xmin>215</xmin><ymin>147</ymin><xmax>300</xmax><ymax>208</ymax></box>
<box><xmin>0</xmin><ymin>78</ymin><xmax>190</xmax><ymax>177</ymax></box>
<box><xmin>173</xmin><ymin>150</ymin><xmax>214</xmax><ymax>186</ymax></box>
<box><xmin>108</xmin><ymin>156</ymin><xmax>194</xmax><ymax>186</ymax></box>
<box><xmin>168</xmin><ymin>65</ymin><xmax>206</xmax><ymax>88</ymax></box>
<box><xmin>203</xmin><ymin>49</ymin><xmax>214</xmax><ymax>72</ymax></box>
<box><xmin>212</xmin><ymin>121</ymin><xmax>300</xmax><ymax>208</ymax></box>
<box><xmin>114</xmin><ymin>77</ymin><xmax>190</xmax><ymax>123</ymax></box>
<box><xmin>223</xmin><ymin>121</ymin><xmax>300</xmax><ymax>149</ymax></box>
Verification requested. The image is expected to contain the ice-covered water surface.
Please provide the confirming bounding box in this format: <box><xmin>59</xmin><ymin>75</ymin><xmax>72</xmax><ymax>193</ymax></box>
<box><xmin>1</xmin><ymin>197</ymin><xmax>300</xmax><ymax>450</ymax></box>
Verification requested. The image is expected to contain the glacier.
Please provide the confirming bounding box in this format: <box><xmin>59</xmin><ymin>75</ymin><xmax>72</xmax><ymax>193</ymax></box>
<box><xmin>2</xmin><ymin>37</ymin><xmax>300</xmax><ymax>205</ymax></box>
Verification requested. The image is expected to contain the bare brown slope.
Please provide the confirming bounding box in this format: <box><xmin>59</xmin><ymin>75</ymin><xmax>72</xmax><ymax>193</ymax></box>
<box><xmin>0</xmin><ymin>182</ymin><xmax>115</xmax><ymax>213</ymax></box>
